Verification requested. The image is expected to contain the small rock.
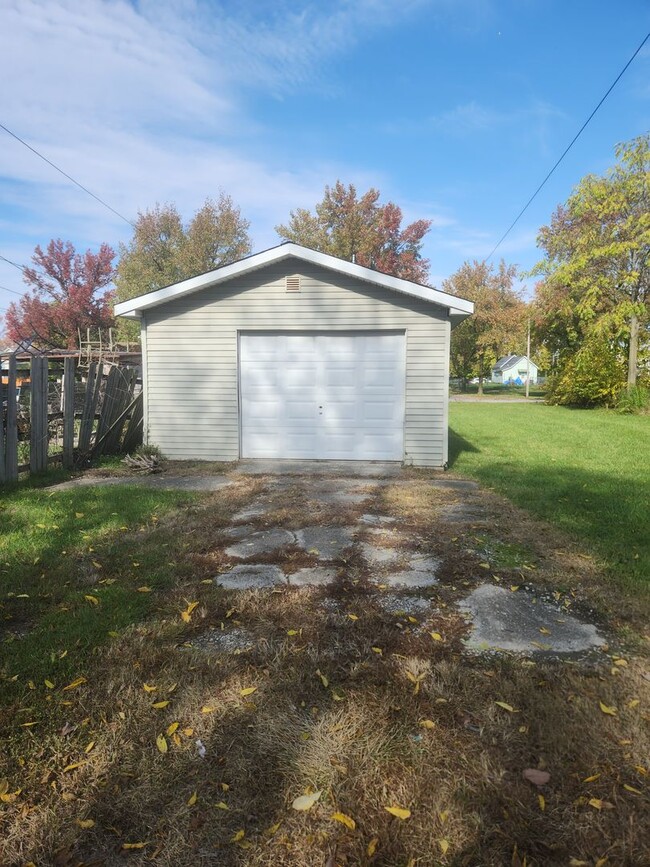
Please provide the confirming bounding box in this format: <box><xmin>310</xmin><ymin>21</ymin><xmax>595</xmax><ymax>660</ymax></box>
<box><xmin>383</xmin><ymin>570</ymin><xmax>439</xmax><ymax>588</ymax></box>
<box><xmin>358</xmin><ymin>542</ymin><xmax>402</xmax><ymax>566</ymax></box>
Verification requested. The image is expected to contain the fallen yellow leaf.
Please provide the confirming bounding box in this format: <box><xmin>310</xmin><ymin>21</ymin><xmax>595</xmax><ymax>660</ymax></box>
<box><xmin>215</xmin><ymin>801</ymin><xmax>229</xmax><ymax>810</ymax></box>
<box><xmin>539</xmin><ymin>627</ymin><xmax>551</xmax><ymax>635</ymax></box>
<box><xmin>623</xmin><ymin>784</ymin><xmax>642</xmax><ymax>795</ymax></box>
<box><xmin>439</xmin><ymin>839</ymin><xmax>450</xmax><ymax>854</ymax></box>
<box><xmin>331</xmin><ymin>811</ymin><xmax>356</xmax><ymax>830</ymax></box>
<box><xmin>316</xmin><ymin>670</ymin><xmax>329</xmax><ymax>688</ymax></box>
<box><xmin>201</xmin><ymin>706</ymin><xmax>215</xmax><ymax>714</ymax></box>
<box><xmin>181</xmin><ymin>601</ymin><xmax>199</xmax><ymax>623</ymax></box>
<box><xmin>62</xmin><ymin>677</ymin><xmax>86</xmax><ymax>691</ymax></box>
<box><xmin>495</xmin><ymin>701</ymin><xmax>516</xmax><ymax>713</ymax></box>
<box><xmin>538</xmin><ymin>794</ymin><xmax>545</xmax><ymax>811</ymax></box>
<box><xmin>143</xmin><ymin>683</ymin><xmax>157</xmax><ymax>692</ymax></box>
<box><xmin>347</xmin><ymin>613</ymin><xmax>359</xmax><ymax>621</ymax></box>
<box><xmin>137</xmin><ymin>586</ymin><xmax>152</xmax><ymax>593</ymax></box>
<box><xmin>599</xmin><ymin>701</ymin><xmax>617</xmax><ymax>716</ymax></box>
<box><xmin>292</xmin><ymin>790</ymin><xmax>322</xmax><ymax>811</ymax></box>
<box><xmin>367</xmin><ymin>837</ymin><xmax>379</xmax><ymax>856</ymax></box>
<box><xmin>84</xmin><ymin>741</ymin><xmax>95</xmax><ymax>754</ymax></box>
<box><xmin>152</xmin><ymin>700</ymin><xmax>170</xmax><ymax>709</ymax></box>
<box><xmin>240</xmin><ymin>687</ymin><xmax>257</xmax><ymax>697</ymax></box>
<box><xmin>167</xmin><ymin>722</ymin><xmax>179</xmax><ymax>736</ymax></box>
<box><xmin>187</xmin><ymin>791</ymin><xmax>198</xmax><ymax>806</ymax></box>
<box><xmin>156</xmin><ymin>734</ymin><xmax>168</xmax><ymax>754</ymax></box>
<box><xmin>420</xmin><ymin>719</ymin><xmax>436</xmax><ymax>729</ymax></box>
<box><xmin>231</xmin><ymin>829</ymin><xmax>245</xmax><ymax>843</ymax></box>
<box><xmin>582</xmin><ymin>773</ymin><xmax>601</xmax><ymax>783</ymax></box>
<box><xmin>122</xmin><ymin>842</ymin><xmax>147</xmax><ymax>850</ymax></box>
<box><xmin>430</xmin><ymin>632</ymin><xmax>443</xmax><ymax>642</ymax></box>
<box><xmin>384</xmin><ymin>805</ymin><xmax>411</xmax><ymax>820</ymax></box>
<box><xmin>75</xmin><ymin>818</ymin><xmax>95</xmax><ymax>829</ymax></box>
<box><xmin>63</xmin><ymin>762</ymin><xmax>86</xmax><ymax>773</ymax></box>
<box><xmin>44</xmin><ymin>679</ymin><xmax>55</xmax><ymax>689</ymax></box>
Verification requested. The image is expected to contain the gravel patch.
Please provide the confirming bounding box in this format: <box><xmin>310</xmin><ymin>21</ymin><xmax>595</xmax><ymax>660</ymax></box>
<box><xmin>184</xmin><ymin>627</ymin><xmax>256</xmax><ymax>654</ymax></box>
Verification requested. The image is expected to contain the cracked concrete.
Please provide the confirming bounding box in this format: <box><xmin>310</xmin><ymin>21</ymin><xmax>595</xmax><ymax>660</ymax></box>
<box><xmin>215</xmin><ymin>564</ymin><xmax>287</xmax><ymax>589</ymax></box>
<box><xmin>288</xmin><ymin>566</ymin><xmax>339</xmax><ymax>587</ymax></box>
<box><xmin>294</xmin><ymin>526</ymin><xmax>356</xmax><ymax>560</ymax></box>
<box><xmin>225</xmin><ymin>528</ymin><xmax>295</xmax><ymax>559</ymax></box>
<box><xmin>459</xmin><ymin>584</ymin><xmax>607</xmax><ymax>656</ymax></box>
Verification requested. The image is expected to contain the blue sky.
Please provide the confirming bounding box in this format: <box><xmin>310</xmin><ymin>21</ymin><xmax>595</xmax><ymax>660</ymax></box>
<box><xmin>0</xmin><ymin>0</ymin><xmax>648</xmax><ymax>320</ymax></box>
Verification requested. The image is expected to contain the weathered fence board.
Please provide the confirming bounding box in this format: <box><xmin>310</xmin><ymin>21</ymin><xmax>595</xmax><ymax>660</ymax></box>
<box><xmin>62</xmin><ymin>356</ymin><xmax>76</xmax><ymax>469</ymax></box>
<box><xmin>104</xmin><ymin>367</ymin><xmax>137</xmax><ymax>454</ymax></box>
<box><xmin>122</xmin><ymin>391</ymin><xmax>144</xmax><ymax>454</ymax></box>
<box><xmin>5</xmin><ymin>354</ymin><xmax>18</xmax><ymax>482</ymax></box>
<box><xmin>30</xmin><ymin>356</ymin><xmax>49</xmax><ymax>474</ymax></box>
<box><xmin>77</xmin><ymin>362</ymin><xmax>101</xmax><ymax>456</ymax></box>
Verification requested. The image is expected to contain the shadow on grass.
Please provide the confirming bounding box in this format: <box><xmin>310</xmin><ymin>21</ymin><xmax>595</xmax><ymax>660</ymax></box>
<box><xmin>447</xmin><ymin>427</ymin><xmax>480</xmax><ymax>468</ymax></box>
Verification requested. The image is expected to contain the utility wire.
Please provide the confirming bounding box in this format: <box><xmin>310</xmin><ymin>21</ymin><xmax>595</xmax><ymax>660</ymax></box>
<box><xmin>0</xmin><ymin>282</ymin><xmax>24</xmax><ymax>296</ymax></box>
<box><xmin>0</xmin><ymin>121</ymin><xmax>135</xmax><ymax>227</ymax></box>
<box><xmin>485</xmin><ymin>29</ymin><xmax>650</xmax><ymax>263</ymax></box>
<box><xmin>0</xmin><ymin>252</ymin><xmax>26</xmax><ymax>271</ymax></box>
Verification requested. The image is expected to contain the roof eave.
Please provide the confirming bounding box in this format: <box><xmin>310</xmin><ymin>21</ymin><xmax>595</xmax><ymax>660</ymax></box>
<box><xmin>113</xmin><ymin>243</ymin><xmax>474</xmax><ymax>319</ymax></box>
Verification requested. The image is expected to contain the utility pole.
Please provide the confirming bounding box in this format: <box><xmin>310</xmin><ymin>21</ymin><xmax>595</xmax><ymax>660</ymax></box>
<box><xmin>525</xmin><ymin>318</ymin><xmax>531</xmax><ymax>399</ymax></box>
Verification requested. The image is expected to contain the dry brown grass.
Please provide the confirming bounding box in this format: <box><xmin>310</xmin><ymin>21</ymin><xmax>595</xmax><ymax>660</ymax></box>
<box><xmin>1</xmin><ymin>473</ymin><xmax>648</xmax><ymax>866</ymax></box>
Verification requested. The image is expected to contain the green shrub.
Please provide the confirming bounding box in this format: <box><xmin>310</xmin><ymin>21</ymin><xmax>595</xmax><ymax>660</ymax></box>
<box><xmin>617</xmin><ymin>384</ymin><xmax>650</xmax><ymax>414</ymax></box>
<box><xmin>546</xmin><ymin>336</ymin><xmax>623</xmax><ymax>408</ymax></box>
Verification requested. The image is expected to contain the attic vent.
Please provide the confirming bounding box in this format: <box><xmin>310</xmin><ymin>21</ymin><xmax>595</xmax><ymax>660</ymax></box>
<box><xmin>285</xmin><ymin>274</ymin><xmax>301</xmax><ymax>292</ymax></box>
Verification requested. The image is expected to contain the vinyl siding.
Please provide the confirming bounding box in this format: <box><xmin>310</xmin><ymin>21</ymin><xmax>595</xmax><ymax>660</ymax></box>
<box><xmin>143</xmin><ymin>260</ymin><xmax>451</xmax><ymax>466</ymax></box>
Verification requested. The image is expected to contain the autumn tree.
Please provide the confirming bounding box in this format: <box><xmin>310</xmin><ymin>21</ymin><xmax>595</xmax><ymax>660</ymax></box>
<box><xmin>4</xmin><ymin>239</ymin><xmax>115</xmax><ymax>350</ymax></box>
<box><xmin>115</xmin><ymin>194</ymin><xmax>252</xmax><ymax>342</ymax></box>
<box><xmin>276</xmin><ymin>181</ymin><xmax>431</xmax><ymax>283</ymax></box>
<box><xmin>443</xmin><ymin>260</ymin><xmax>526</xmax><ymax>393</ymax></box>
<box><xmin>532</xmin><ymin>134</ymin><xmax>649</xmax><ymax>390</ymax></box>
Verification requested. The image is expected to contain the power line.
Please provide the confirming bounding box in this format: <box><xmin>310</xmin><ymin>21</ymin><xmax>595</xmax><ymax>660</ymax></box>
<box><xmin>0</xmin><ymin>121</ymin><xmax>135</xmax><ymax>227</ymax></box>
<box><xmin>485</xmin><ymin>29</ymin><xmax>650</xmax><ymax>263</ymax></box>
<box><xmin>0</xmin><ymin>282</ymin><xmax>24</xmax><ymax>296</ymax></box>
<box><xmin>0</xmin><ymin>252</ymin><xmax>26</xmax><ymax>271</ymax></box>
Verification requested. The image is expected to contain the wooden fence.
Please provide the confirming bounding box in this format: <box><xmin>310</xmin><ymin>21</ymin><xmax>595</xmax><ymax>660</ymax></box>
<box><xmin>0</xmin><ymin>353</ymin><xmax>143</xmax><ymax>484</ymax></box>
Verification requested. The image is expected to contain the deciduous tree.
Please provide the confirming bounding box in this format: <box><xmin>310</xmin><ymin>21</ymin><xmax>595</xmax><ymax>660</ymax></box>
<box><xmin>532</xmin><ymin>134</ymin><xmax>649</xmax><ymax>389</ymax></box>
<box><xmin>4</xmin><ymin>239</ymin><xmax>115</xmax><ymax>349</ymax></box>
<box><xmin>276</xmin><ymin>181</ymin><xmax>431</xmax><ymax>283</ymax></box>
<box><xmin>115</xmin><ymin>194</ymin><xmax>252</xmax><ymax>342</ymax></box>
<box><xmin>443</xmin><ymin>260</ymin><xmax>526</xmax><ymax>393</ymax></box>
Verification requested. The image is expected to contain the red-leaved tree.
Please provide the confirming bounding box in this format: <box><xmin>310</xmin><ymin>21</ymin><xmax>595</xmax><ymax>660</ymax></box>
<box><xmin>4</xmin><ymin>239</ymin><xmax>116</xmax><ymax>349</ymax></box>
<box><xmin>276</xmin><ymin>182</ymin><xmax>431</xmax><ymax>283</ymax></box>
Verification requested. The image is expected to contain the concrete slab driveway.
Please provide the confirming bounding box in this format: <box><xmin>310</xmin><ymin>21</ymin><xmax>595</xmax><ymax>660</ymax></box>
<box><xmin>49</xmin><ymin>460</ymin><xmax>608</xmax><ymax>660</ymax></box>
<box><xmin>206</xmin><ymin>461</ymin><xmax>606</xmax><ymax>660</ymax></box>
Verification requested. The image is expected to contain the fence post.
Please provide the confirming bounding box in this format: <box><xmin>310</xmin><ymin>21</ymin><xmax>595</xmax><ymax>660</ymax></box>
<box><xmin>5</xmin><ymin>354</ymin><xmax>18</xmax><ymax>481</ymax></box>
<box><xmin>62</xmin><ymin>356</ymin><xmax>75</xmax><ymax>469</ymax></box>
<box><xmin>30</xmin><ymin>356</ymin><xmax>49</xmax><ymax>474</ymax></box>
<box><xmin>0</xmin><ymin>355</ymin><xmax>5</xmax><ymax>484</ymax></box>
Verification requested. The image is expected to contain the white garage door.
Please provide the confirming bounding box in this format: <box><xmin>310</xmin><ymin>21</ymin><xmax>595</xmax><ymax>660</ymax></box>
<box><xmin>240</xmin><ymin>332</ymin><xmax>405</xmax><ymax>460</ymax></box>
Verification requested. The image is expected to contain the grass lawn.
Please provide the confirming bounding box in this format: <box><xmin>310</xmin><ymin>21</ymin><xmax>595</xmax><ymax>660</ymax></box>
<box><xmin>1</xmin><ymin>466</ymin><xmax>648</xmax><ymax>866</ymax></box>
<box><xmin>449</xmin><ymin>403</ymin><xmax>650</xmax><ymax>594</ymax></box>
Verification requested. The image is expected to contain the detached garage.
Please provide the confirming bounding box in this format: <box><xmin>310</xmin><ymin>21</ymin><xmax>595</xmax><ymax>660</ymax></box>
<box><xmin>115</xmin><ymin>243</ymin><xmax>473</xmax><ymax>467</ymax></box>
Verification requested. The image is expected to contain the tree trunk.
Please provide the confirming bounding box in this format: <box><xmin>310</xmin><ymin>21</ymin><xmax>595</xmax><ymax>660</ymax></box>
<box><xmin>627</xmin><ymin>313</ymin><xmax>639</xmax><ymax>389</ymax></box>
<box><xmin>478</xmin><ymin>375</ymin><xmax>484</xmax><ymax>396</ymax></box>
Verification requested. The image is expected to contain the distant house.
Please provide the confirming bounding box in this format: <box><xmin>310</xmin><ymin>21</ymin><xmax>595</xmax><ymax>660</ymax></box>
<box><xmin>491</xmin><ymin>354</ymin><xmax>538</xmax><ymax>385</ymax></box>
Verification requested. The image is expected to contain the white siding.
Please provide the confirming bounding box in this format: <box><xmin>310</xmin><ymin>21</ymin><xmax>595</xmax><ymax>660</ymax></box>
<box><xmin>143</xmin><ymin>260</ymin><xmax>451</xmax><ymax>467</ymax></box>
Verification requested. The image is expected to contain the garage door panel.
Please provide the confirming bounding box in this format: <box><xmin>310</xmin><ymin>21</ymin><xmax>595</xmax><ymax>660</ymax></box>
<box><xmin>240</xmin><ymin>332</ymin><xmax>404</xmax><ymax>460</ymax></box>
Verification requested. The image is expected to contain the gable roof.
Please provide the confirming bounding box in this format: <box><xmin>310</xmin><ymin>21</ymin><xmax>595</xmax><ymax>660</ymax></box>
<box><xmin>493</xmin><ymin>355</ymin><xmax>536</xmax><ymax>371</ymax></box>
<box><xmin>114</xmin><ymin>243</ymin><xmax>474</xmax><ymax>321</ymax></box>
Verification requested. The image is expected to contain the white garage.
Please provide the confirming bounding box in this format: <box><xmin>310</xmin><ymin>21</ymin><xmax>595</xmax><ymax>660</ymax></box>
<box><xmin>239</xmin><ymin>332</ymin><xmax>405</xmax><ymax>460</ymax></box>
<box><xmin>115</xmin><ymin>243</ymin><xmax>473</xmax><ymax>467</ymax></box>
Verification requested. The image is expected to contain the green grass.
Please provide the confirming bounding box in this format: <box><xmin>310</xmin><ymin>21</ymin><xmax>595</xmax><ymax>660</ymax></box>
<box><xmin>449</xmin><ymin>403</ymin><xmax>650</xmax><ymax>590</ymax></box>
<box><xmin>0</xmin><ymin>479</ymin><xmax>197</xmax><ymax>689</ymax></box>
